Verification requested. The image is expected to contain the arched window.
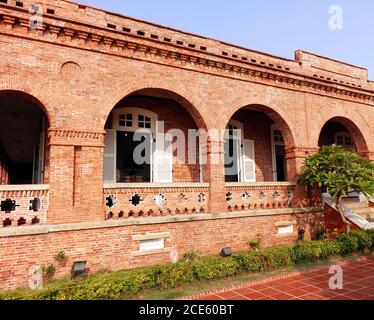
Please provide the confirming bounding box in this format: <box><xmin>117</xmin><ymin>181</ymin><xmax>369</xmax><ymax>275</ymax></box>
<box><xmin>334</xmin><ymin>132</ymin><xmax>356</xmax><ymax>152</ymax></box>
<box><xmin>104</xmin><ymin>108</ymin><xmax>173</xmax><ymax>184</ymax></box>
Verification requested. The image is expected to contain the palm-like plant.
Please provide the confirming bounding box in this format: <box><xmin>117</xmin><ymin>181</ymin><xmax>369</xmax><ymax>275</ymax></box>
<box><xmin>298</xmin><ymin>145</ymin><xmax>374</xmax><ymax>232</ymax></box>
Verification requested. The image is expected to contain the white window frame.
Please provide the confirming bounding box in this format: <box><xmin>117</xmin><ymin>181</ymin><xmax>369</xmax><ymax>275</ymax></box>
<box><xmin>334</xmin><ymin>132</ymin><xmax>356</xmax><ymax>152</ymax></box>
<box><xmin>225</xmin><ymin>120</ymin><xmax>244</xmax><ymax>182</ymax></box>
<box><xmin>278</xmin><ymin>224</ymin><xmax>294</xmax><ymax>235</ymax></box>
<box><xmin>107</xmin><ymin>107</ymin><xmax>158</xmax><ymax>183</ymax></box>
<box><xmin>224</xmin><ymin>120</ymin><xmax>256</xmax><ymax>183</ymax></box>
<box><xmin>139</xmin><ymin>238</ymin><xmax>165</xmax><ymax>252</ymax></box>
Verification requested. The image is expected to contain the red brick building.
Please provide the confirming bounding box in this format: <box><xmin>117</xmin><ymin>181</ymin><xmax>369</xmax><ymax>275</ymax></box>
<box><xmin>0</xmin><ymin>0</ymin><xmax>374</xmax><ymax>290</ymax></box>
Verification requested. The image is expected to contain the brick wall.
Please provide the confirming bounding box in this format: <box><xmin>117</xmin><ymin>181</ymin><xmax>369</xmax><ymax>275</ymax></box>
<box><xmin>324</xmin><ymin>206</ymin><xmax>360</xmax><ymax>238</ymax></box>
<box><xmin>0</xmin><ymin>211</ymin><xmax>323</xmax><ymax>291</ymax></box>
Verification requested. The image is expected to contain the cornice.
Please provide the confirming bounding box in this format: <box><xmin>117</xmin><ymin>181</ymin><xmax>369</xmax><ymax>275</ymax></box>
<box><xmin>1</xmin><ymin>7</ymin><xmax>374</xmax><ymax>106</ymax></box>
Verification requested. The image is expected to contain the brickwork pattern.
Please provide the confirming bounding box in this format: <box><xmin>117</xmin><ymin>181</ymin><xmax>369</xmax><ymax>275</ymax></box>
<box><xmin>0</xmin><ymin>0</ymin><xmax>373</xmax><ymax>290</ymax></box>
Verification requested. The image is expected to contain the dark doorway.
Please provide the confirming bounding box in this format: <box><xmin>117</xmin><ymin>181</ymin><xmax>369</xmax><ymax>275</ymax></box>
<box><xmin>275</xmin><ymin>145</ymin><xmax>287</xmax><ymax>182</ymax></box>
<box><xmin>0</xmin><ymin>93</ymin><xmax>47</xmax><ymax>185</ymax></box>
<box><xmin>116</xmin><ymin>131</ymin><xmax>151</xmax><ymax>183</ymax></box>
<box><xmin>224</xmin><ymin>138</ymin><xmax>240</xmax><ymax>183</ymax></box>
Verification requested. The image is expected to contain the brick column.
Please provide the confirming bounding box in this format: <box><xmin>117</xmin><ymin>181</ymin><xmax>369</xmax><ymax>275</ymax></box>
<box><xmin>285</xmin><ymin>147</ymin><xmax>319</xmax><ymax>181</ymax></box>
<box><xmin>207</xmin><ymin>137</ymin><xmax>226</xmax><ymax>214</ymax></box>
<box><xmin>286</xmin><ymin>146</ymin><xmax>324</xmax><ymax>207</ymax></box>
<box><xmin>47</xmin><ymin>129</ymin><xmax>105</xmax><ymax>224</ymax></box>
<box><xmin>358</xmin><ymin>151</ymin><xmax>374</xmax><ymax>162</ymax></box>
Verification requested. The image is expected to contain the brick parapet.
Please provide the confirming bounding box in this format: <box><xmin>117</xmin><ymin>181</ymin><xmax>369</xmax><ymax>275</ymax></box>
<box><xmin>1</xmin><ymin>3</ymin><xmax>374</xmax><ymax>107</ymax></box>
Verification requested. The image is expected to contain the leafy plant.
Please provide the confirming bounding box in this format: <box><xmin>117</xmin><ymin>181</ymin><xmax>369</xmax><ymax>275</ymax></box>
<box><xmin>182</xmin><ymin>249</ymin><xmax>199</xmax><ymax>262</ymax></box>
<box><xmin>248</xmin><ymin>235</ymin><xmax>262</xmax><ymax>251</ymax></box>
<box><xmin>42</xmin><ymin>264</ymin><xmax>56</xmax><ymax>278</ymax></box>
<box><xmin>54</xmin><ymin>251</ymin><xmax>67</xmax><ymax>264</ymax></box>
<box><xmin>291</xmin><ymin>240</ymin><xmax>323</xmax><ymax>263</ymax></box>
<box><xmin>298</xmin><ymin>145</ymin><xmax>374</xmax><ymax>232</ymax></box>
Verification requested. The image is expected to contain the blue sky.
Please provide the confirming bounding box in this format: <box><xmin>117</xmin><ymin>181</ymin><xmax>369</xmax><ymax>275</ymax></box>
<box><xmin>81</xmin><ymin>0</ymin><xmax>374</xmax><ymax>79</ymax></box>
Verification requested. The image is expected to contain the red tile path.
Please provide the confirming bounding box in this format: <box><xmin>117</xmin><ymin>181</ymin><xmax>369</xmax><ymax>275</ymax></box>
<box><xmin>181</xmin><ymin>257</ymin><xmax>374</xmax><ymax>301</ymax></box>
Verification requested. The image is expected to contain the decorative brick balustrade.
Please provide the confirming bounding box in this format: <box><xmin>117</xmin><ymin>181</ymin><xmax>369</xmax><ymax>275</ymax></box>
<box><xmin>0</xmin><ymin>185</ymin><xmax>49</xmax><ymax>228</ymax></box>
<box><xmin>226</xmin><ymin>182</ymin><xmax>298</xmax><ymax>212</ymax></box>
<box><xmin>104</xmin><ymin>183</ymin><xmax>209</xmax><ymax>219</ymax></box>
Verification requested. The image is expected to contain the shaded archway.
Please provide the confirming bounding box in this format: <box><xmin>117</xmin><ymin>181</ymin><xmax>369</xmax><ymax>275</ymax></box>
<box><xmin>225</xmin><ymin>104</ymin><xmax>295</xmax><ymax>183</ymax></box>
<box><xmin>103</xmin><ymin>88</ymin><xmax>208</xmax><ymax>184</ymax></box>
<box><xmin>0</xmin><ymin>91</ymin><xmax>50</xmax><ymax>185</ymax></box>
<box><xmin>318</xmin><ymin>117</ymin><xmax>369</xmax><ymax>156</ymax></box>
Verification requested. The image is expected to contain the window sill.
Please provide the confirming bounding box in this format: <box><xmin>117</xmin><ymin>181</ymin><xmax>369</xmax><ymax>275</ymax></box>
<box><xmin>131</xmin><ymin>248</ymin><xmax>171</xmax><ymax>257</ymax></box>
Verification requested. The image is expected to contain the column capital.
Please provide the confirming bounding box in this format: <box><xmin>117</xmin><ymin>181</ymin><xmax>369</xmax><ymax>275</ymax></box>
<box><xmin>48</xmin><ymin>128</ymin><xmax>106</xmax><ymax>147</ymax></box>
<box><xmin>285</xmin><ymin>147</ymin><xmax>319</xmax><ymax>159</ymax></box>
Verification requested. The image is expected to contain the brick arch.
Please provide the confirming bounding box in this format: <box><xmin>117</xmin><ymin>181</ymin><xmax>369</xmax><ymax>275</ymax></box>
<box><xmin>317</xmin><ymin>116</ymin><xmax>370</xmax><ymax>155</ymax></box>
<box><xmin>97</xmin><ymin>81</ymin><xmax>208</xmax><ymax>131</ymax></box>
<box><xmin>224</xmin><ymin>103</ymin><xmax>296</xmax><ymax>149</ymax></box>
<box><xmin>0</xmin><ymin>77</ymin><xmax>57</xmax><ymax>128</ymax></box>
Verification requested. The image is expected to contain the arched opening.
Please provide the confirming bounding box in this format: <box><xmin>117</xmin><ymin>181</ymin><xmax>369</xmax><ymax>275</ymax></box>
<box><xmin>103</xmin><ymin>89</ymin><xmax>207</xmax><ymax>184</ymax></box>
<box><xmin>225</xmin><ymin>104</ymin><xmax>294</xmax><ymax>183</ymax></box>
<box><xmin>318</xmin><ymin>117</ymin><xmax>368</xmax><ymax>154</ymax></box>
<box><xmin>0</xmin><ymin>91</ymin><xmax>49</xmax><ymax>185</ymax></box>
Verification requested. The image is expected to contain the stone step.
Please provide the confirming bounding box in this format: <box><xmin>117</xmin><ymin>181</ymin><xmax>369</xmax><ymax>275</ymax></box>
<box><xmin>357</xmin><ymin>211</ymin><xmax>374</xmax><ymax>220</ymax></box>
<box><xmin>344</xmin><ymin>202</ymin><xmax>369</xmax><ymax>209</ymax></box>
<box><xmin>351</xmin><ymin>207</ymin><xmax>374</xmax><ymax>214</ymax></box>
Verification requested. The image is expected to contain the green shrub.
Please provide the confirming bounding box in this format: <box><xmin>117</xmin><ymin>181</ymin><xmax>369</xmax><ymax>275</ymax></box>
<box><xmin>291</xmin><ymin>241</ymin><xmax>322</xmax><ymax>263</ymax></box>
<box><xmin>366</xmin><ymin>229</ymin><xmax>374</xmax><ymax>248</ymax></box>
<box><xmin>182</xmin><ymin>249</ymin><xmax>199</xmax><ymax>262</ymax></box>
<box><xmin>234</xmin><ymin>247</ymin><xmax>293</xmax><ymax>272</ymax></box>
<box><xmin>233</xmin><ymin>251</ymin><xmax>261</xmax><ymax>272</ymax></box>
<box><xmin>146</xmin><ymin>263</ymin><xmax>195</xmax><ymax>289</ymax></box>
<box><xmin>248</xmin><ymin>238</ymin><xmax>262</xmax><ymax>250</ymax></box>
<box><xmin>336</xmin><ymin>233</ymin><xmax>360</xmax><ymax>254</ymax></box>
<box><xmin>192</xmin><ymin>256</ymin><xmax>239</xmax><ymax>280</ymax></box>
<box><xmin>351</xmin><ymin>231</ymin><xmax>372</xmax><ymax>250</ymax></box>
<box><xmin>318</xmin><ymin>240</ymin><xmax>341</xmax><ymax>259</ymax></box>
<box><xmin>261</xmin><ymin>246</ymin><xmax>293</xmax><ymax>268</ymax></box>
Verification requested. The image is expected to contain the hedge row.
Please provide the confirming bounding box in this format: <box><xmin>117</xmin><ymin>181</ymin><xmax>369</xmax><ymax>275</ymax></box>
<box><xmin>2</xmin><ymin>230</ymin><xmax>374</xmax><ymax>300</ymax></box>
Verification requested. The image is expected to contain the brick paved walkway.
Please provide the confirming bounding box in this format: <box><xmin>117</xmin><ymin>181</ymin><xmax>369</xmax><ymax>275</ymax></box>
<box><xmin>185</xmin><ymin>257</ymin><xmax>374</xmax><ymax>300</ymax></box>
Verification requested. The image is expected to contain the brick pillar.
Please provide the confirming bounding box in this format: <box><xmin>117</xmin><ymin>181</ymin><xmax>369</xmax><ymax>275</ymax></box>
<box><xmin>286</xmin><ymin>147</ymin><xmax>322</xmax><ymax>207</ymax></box>
<box><xmin>47</xmin><ymin>129</ymin><xmax>105</xmax><ymax>224</ymax></box>
<box><xmin>207</xmin><ymin>137</ymin><xmax>226</xmax><ymax>214</ymax></box>
<box><xmin>358</xmin><ymin>151</ymin><xmax>374</xmax><ymax>161</ymax></box>
<box><xmin>285</xmin><ymin>147</ymin><xmax>319</xmax><ymax>181</ymax></box>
